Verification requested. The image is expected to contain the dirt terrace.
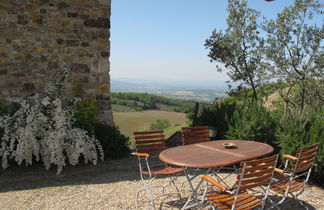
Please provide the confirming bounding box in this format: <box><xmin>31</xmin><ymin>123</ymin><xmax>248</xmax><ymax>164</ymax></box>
<box><xmin>0</xmin><ymin>157</ymin><xmax>323</xmax><ymax>210</ymax></box>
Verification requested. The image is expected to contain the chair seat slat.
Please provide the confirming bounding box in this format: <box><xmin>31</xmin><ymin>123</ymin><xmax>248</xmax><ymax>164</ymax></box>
<box><xmin>240</xmin><ymin>173</ymin><xmax>273</xmax><ymax>185</ymax></box>
<box><xmin>135</xmin><ymin>134</ymin><xmax>165</xmax><ymax>140</ymax></box>
<box><xmin>134</xmin><ymin>130</ymin><xmax>163</xmax><ymax>135</ymax></box>
<box><xmin>135</xmin><ymin>139</ymin><xmax>165</xmax><ymax>144</ymax></box>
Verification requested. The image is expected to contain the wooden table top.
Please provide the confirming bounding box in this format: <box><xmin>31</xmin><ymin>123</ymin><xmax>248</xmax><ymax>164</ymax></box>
<box><xmin>159</xmin><ymin>140</ymin><xmax>274</xmax><ymax>168</ymax></box>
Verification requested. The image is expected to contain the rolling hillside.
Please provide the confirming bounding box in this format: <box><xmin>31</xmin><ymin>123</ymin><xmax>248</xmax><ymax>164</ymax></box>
<box><xmin>113</xmin><ymin>110</ymin><xmax>187</xmax><ymax>137</ymax></box>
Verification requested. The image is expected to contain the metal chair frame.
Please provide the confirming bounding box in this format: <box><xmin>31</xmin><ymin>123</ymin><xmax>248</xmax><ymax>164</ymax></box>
<box><xmin>201</xmin><ymin>154</ymin><xmax>279</xmax><ymax>210</ymax></box>
<box><xmin>267</xmin><ymin>143</ymin><xmax>320</xmax><ymax>210</ymax></box>
<box><xmin>132</xmin><ymin>130</ymin><xmax>184</xmax><ymax>209</ymax></box>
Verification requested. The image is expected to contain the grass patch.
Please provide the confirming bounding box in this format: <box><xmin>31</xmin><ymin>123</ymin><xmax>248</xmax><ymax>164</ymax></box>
<box><xmin>113</xmin><ymin>110</ymin><xmax>188</xmax><ymax>148</ymax></box>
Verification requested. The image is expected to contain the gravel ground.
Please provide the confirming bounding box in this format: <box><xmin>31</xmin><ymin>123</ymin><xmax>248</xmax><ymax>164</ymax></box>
<box><xmin>0</xmin><ymin>157</ymin><xmax>323</xmax><ymax>210</ymax></box>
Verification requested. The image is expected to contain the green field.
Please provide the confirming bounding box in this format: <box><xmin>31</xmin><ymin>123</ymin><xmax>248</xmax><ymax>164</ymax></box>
<box><xmin>113</xmin><ymin>110</ymin><xmax>188</xmax><ymax>139</ymax></box>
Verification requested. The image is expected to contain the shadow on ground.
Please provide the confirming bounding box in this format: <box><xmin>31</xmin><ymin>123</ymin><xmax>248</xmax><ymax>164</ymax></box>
<box><xmin>0</xmin><ymin>155</ymin><xmax>142</xmax><ymax>193</ymax></box>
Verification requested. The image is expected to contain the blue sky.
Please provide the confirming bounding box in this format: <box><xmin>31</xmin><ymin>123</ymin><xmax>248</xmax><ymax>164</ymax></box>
<box><xmin>110</xmin><ymin>0</ymin><xmax>296</xmax><ymax>82</ymax></box>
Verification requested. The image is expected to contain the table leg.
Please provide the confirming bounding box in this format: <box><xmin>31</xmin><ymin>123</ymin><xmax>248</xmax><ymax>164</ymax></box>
<box><xmin>181</xmin><ymin>168</ymin><xmax>212</xmax><ymax>210</ymax></box>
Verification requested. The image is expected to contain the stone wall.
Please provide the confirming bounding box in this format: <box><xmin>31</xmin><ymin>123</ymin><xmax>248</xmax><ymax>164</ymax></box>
<box><xmin>0</xmin><ymin>0</ymin><xmax>114</xmax><ymax>126</ymax></box>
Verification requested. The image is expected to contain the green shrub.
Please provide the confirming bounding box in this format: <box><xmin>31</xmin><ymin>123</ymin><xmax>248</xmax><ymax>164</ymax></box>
<box><xmin>72</xmin><ymin>97</ymin><xmax>130</xmax><ymax>159</ymax></box>
<box><xmin>196</xmin><ymin>102</ymin><xmax>236</xmax><ymax>139</ymax></box>
<box><xmin>73</xmin><ymin>98</ymin><xmax>98</xmax><ymax>136</ymax></box>
<box><xmin>0</xmin><ymin>99</ymin><xmax>20</xmax><ymax>116</ymax></box>
<box><xmin>149</xmin><ymin>119</ymin><xmax>170</xmax><ymax>130</ymax></box>
<box><xmin>94</xmin><ymin>123</ymin><xmax>130</xmax><ymax>159</ymax></box>
<box><xmin>277</xmin><ymin>110</ymin><xmax>324</xmax><ymax>180</ymax></box>
<box><xmin>225</xmin><ymin>102</ymin><xmax>277</xmax><ymax>147</ymax></box>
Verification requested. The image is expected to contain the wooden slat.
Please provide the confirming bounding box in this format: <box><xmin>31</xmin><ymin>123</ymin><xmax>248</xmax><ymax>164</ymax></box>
<box><xmin>135</xmin><ymin>134</ymin><xmax>164</xmax><ymax>140</ymax></box>
<box><xmin>133</xmin><ymin>130</ymin><xmax>163</xmax><ymax>135</ymax></box>
<box><xmin>299</xmin><ymin>142</ymin><xmax>320</xmax><ymax>152</ymax></box>
<box><xmin>137</xmin><ymin>147</ymin><xmax>166</xmax><ymax>153</ymax></box>
<box><xmin>136</xmin><ymin>143</ymin><xmax>166</xmax><ymax>150</ymax></box>
<box><xmin>240</xmin><ymin>173</ymin><xmax>272</xmax><ymax>185</ymax></box>
<box><xmin>207</xmin><ymin>191</ymin><xmax>263</xmax><ymax>210</ymax></box>
<box><xmin>242</xmin><ymin>161</ymin><xmax>276</xmax><ymax>172</ymax></box>
<box><xmin>299</xmin><ymin>147</ymin><xmax>319</xmax><ymax>158</ymax></box>
<box><xmin>295</xmin><ymin>163</ymin><xmax>313</xmax><ymax>173</ymax></box>
<box><xmin>135</xmin><ymin>139</ymin><xmax>164</xmax><ymax>144</ymax></box>
<box><xmin>182</xmin><ymin>126</ymin><xmax>209</xmax><ymax>131</ymax></box>
<box><xmin>242</xmin><ymin>167</ymin><xmax>274</xmax><ymax>178</ymax></box>
<box><xmin>271</xmin><ymin>180</ymin><xmax>304</xmax><ymax>194</ymax></box>
<box><xmin>243</xmin><ymin>155</ymin><xmax>277</xmax><ymax>165</ymax></box>
<box><xmin>239</xmin><ymin>178</ymin><xmax>271</xmax><ymax>190</ymax></box>
<box><xmin>182</xmin><ymin>130</ymin><xmax>209</xmax><ymax>135</ymax></box>
<box><xmin>299</xmin><ymin>152</ymin><xmax>317</xmax><ymax>163</ymax></box>
<box><xmin>236</xmin><ymin>200</ymin><xmax>262</xmax><ymax>210</ymax></box>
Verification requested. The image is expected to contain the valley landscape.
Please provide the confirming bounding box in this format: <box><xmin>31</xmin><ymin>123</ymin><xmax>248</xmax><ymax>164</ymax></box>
<box><xmin>111</xmin><ymin>78</ymin><xmax>229</xmax><ymax>102</ymax></box>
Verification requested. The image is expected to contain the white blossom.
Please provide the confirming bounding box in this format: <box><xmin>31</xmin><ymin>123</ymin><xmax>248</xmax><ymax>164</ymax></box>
<box><xmin>0</xmin><ymin>72</ymin><xmax>103</xmax><ymax>174</ymax></box>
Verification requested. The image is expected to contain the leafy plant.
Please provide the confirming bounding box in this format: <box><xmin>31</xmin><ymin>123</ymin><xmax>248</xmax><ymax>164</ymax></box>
<box><xmin>276</xmin><ymin>109</ymin><xmax>324</xmax><ymax>180</ymax></box>
<box><xmin>0</xmin><ymin>69</ymin><xmax>103</xmax><ymax>174</ymax></box>
<box><xmin>149</xmin><ymin>119</ymin><xmax>170</xmax><ymax>130</ymax></box>
<box><xmin>94</xmin><ymin>123</ymin><xmax>130</xmax><ymax>159</ymax></box>
<box><xmin>73</xmin><ymin>98</ymin><xmax>98</xmax><ymax>136</ymax></box>
<box><xmin>197</xmin><ymin>102</ymin><xmax>236</xmax><ymax>139</ymax></box>
<box><xmin>225</xmin><ymin>102</ymin><xmax>277</xmax><ymax>147</ymax></box>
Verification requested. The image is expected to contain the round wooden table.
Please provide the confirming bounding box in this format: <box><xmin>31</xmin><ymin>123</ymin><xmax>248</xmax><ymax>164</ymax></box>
<box><xmin>159</xmin><ymin>140</ymin><xmax>274</xmax><ymax>209</ymax></box>
<box><xmin>159</xmin><ymin>140</ymin><xmax>274</xmax><ymax>168</ymax></box>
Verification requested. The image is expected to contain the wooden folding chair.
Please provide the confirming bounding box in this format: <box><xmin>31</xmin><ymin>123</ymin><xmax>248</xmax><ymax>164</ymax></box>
<box><xmin>132</xmin><ymin>130</ymin><xmax>184</xmax><ymax>208</ymax></box>
<box><xmin>181</xmin><ymin>126</ymin><xmax>210</xmax><ymax>145</ymax></box>
<box><xmin>268</xmin><ymin>142</ymin><xmax>320</xmax><ymax>209</ymax></box>
<box><xmin>201</xmin><ymin>154</ymin><xmax>278</xmax><ymax>210</ymax></box>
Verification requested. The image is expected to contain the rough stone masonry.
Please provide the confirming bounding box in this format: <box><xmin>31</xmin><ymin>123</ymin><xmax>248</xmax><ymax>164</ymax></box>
<box><xmin>0</xmin><ymin>0</ymin><xmax>114</xmax><ymax>126</ymax></box>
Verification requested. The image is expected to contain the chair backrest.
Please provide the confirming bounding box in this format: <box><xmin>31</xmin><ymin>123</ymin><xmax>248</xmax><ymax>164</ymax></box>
<box><xmin>235</xmin><ymin>154</ymin><xmax>278</xmax><ymax>191</ymax></box>
<box><xmin>181</xmin><ymin>126</ymin><xmax>210</xmax><ymax>145</ymax></box>
<box><xmin>292</xmin><ymin>142</ymin><xmax>319</xmax><ymax>175</ymax></box>
<box><xmin>134</xmin><ymin>130</ymin><xmax>167</xmax><ymax>153</ymax></box>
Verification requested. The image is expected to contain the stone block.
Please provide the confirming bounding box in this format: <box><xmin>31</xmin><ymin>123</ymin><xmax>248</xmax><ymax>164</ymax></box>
<box><xmin>31</xmin><ymin>14</ymin><xmax>43</xmax><ymax>24</ymax></box>
<box><xmin>84</xmin><ymin>17</ymin><xmax>110</xmax><ymax>29</ymax></box>
<box><xmin>65</xmin><ymin>39</ymin><xmax>80</xmax><ymax>46</ymax></box>
<box><xmin>58</xmin><ymin>2</ymin><xmax>69</xmax><ymax>10</ymax></box>
<box><xmin>76</xmin><ymin>49</ymin><xmax>93</xmax><ymax>57</ymax></box>
<box><xmin>0</xmin><ymin>47</ymin><xmax>8</xmax><ymax>54</ymax></box>
<box><xmin>40</xmin><ymin>9</ymin><xmax>47</xmax><ymax>14</ymax></box>
<box><xmin>67</xmin><ymin>12</ymin><xmax>78</xmax><ymax>18</ymax></box>
<box><xmin>92</xmin><ymin>39</ymin><xmax>108</xmax><ymax>51</ymax></box>
<box><xmin>63</xmin><ymin>56</ymin><xmax>75</xmax><ymax>63</ymax></box>
<box><xmin>17</xmin><ymin>19</ymin><xmax>28</xmax><ymax>25</ymax></box>
<box><xmin>73</xmin><ymin>74</ymin><xmax>89</xmax><ymax>83</ymax></box>
<box><xmin>95</xmin><ymin>85</ymin><xmax>108</xmax><ymax>93</ymax></box>
<box><xmin>56</xmin><ymin>38</ymin><xmax>64</xmax><ymax>44</ymax></box>
<box><xmin>23</xmin><ymin>83</ymin><xmax>35</xmax><ymax>92</ymax></box>
<box><xmin>25</xmin><ymin>4</ymin><xmax>37</xmax><ymax>12</ymax></box>
<box><xmin>81</xmin><ymin>42</ymin><xmax>89</xmax><ymax>47</ymax></box>
<box><xmin>100</xmin><ymin>51</ymin><xmax>109</xmax><ymax>57</ymax></box>
<box><xmin>35</xmin><ymin>47</ymin><xmax>47</xmax><ymax>54</ymax></box>
<box><xmin>71</xmin><ymin>63</ymin><xmax>90</xmax><ymax>73</ymax></box>
<box><xmin>0</xmin><ymin>69</ymin><xmax>7</xmax><ymax>74</ymax></box>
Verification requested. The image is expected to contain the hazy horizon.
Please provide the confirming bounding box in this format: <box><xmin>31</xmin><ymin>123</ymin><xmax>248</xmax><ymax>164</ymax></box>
<box><xmin>110</xmin><ymin>0</ymin><xmax>297</xmax><ymax>82</ymax></box>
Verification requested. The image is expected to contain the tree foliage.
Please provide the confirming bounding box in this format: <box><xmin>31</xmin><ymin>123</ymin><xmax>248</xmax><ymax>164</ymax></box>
<box><xmin>263</xmin><ymin>0</ymin><xmax>324</xmax><ymax>113</ymax></box>
<box><xmin>205</xmin><ymin>0</ymin><xmax>269</xmax><ymax>101</ymax></box>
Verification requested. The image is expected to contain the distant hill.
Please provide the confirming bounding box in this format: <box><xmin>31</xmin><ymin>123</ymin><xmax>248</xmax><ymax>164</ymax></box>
<box><xmin>110</xmin><ymin>92</ymin><xmax>197</xmax><ymax>112</ymax></box>
<box><xmin>111</xmin><ymin>78</ymin><xmax>229</xmax><ymax>102</ymax></box>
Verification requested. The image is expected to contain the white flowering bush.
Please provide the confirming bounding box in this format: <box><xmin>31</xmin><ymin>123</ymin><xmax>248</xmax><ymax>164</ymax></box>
<box><xmin>0</xmin><ymin>70</ymin><xmax>103</xmax><ymax>174</ymax></box>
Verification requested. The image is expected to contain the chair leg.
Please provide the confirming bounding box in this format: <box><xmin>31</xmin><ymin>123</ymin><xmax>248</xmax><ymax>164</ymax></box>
<box><xmin>170</xmin><ymin>176</ymin><xmax>182</xmax><ymax>200</ymax></box>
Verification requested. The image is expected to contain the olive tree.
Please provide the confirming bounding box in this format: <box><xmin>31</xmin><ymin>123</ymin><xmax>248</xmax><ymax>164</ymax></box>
<box><xmin>205</xmin><ymin>0</ymin><xmax>269</xmax><ymax>101</ymax></box>
<box><xmin>263</xmin><ymin>0</ymin><xmax>323</xmax><ymax>113</ymax></box>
